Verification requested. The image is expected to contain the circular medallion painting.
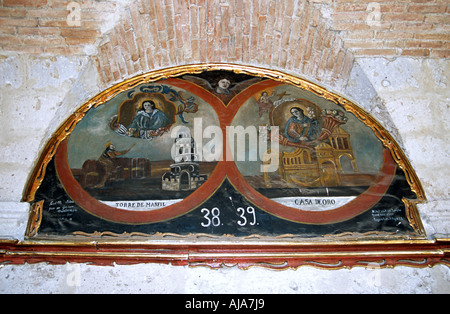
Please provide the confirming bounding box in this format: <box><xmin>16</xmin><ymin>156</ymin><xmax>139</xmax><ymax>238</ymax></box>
<box><xmin>56</xmin><ymin>78</ymin><xmax>224</xmax><ymax>223</ymax></box>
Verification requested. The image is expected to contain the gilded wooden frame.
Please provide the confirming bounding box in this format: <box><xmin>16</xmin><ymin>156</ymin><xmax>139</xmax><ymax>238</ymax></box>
<box><xmin>1</xmin><ymin>63</ymin><xmax>447</xmax><ymax>269</ymax></box>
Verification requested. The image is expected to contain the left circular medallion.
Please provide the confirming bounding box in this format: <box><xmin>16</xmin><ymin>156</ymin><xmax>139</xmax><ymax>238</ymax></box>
<box><xmin>55</xmin><ymin>79</ymin><xmax>222</xmax><ymax>224</ymax></box>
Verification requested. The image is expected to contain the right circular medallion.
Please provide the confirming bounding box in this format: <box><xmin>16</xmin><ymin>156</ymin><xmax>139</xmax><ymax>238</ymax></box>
<box><xmin>228</xmin><ymin>82</ymin><xmax>397</xmax><ymax>224</ymax></box>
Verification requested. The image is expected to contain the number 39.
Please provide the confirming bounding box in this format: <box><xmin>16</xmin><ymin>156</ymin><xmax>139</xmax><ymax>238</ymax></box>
<box><xmin>237</xmin><ymin>206</ymin><xmax>257</xmax><ymax>226</ymax></box>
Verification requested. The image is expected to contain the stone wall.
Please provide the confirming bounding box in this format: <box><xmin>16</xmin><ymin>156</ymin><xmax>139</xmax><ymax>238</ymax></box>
<box><xmin>0</xmin><ymin>0</ymin><xmax>448</xmax><ymax>293</ymax></box>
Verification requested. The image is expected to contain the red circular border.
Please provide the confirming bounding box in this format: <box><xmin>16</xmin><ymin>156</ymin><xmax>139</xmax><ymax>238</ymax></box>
<box><xmin>55</xmin><ymin>78</ymin><xmax>396</xmax><ymax>224</ymax></box>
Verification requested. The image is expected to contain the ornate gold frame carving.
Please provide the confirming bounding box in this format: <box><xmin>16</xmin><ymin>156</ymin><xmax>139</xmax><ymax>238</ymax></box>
<box><xmin>402</xmin><ymin>198</ymin><xmax>426</xmax><ymax>236</ymax></box>
<box><xmin>25</xmin><ymin>200</ymin><xmax>43</xmax><ymax>238</ymax></box>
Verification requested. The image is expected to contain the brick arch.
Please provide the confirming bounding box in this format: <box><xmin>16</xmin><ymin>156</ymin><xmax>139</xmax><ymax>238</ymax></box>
<box><xmin>93</xmin><ymin>0</ymin><xmax>354</xmax><ymax>89</ymax></box>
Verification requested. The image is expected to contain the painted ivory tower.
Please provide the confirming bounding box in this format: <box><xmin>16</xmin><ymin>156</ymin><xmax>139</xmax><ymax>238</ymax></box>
<box><xmin>162</xmin><ymin>128</ymin><xmax>208</xmax><ymax>191</ymax></box>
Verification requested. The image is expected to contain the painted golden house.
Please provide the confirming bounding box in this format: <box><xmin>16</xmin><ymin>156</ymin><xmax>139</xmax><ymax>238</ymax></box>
<box><xmin>278</xmin><ymin>126</ymin><xmax>359</xmax><ymax>188</ymax></box>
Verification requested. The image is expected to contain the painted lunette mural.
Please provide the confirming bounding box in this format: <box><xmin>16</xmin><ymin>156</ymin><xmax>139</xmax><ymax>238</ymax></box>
<box><xmin>25</xmin><ymin>67</ymin><xmax>425</xmax><ymax>239</ymax></box>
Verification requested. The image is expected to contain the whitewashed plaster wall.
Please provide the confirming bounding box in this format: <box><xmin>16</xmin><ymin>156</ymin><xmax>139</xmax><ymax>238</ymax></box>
<box><xmin>0</xmin><ymin>53</ymin><xmax>449</xmax><ymax>293</ymax></box>
<box><xmin>0</xmin><ymin>54</ymin><xmax>90</xmax><ymax>240</ymax></box>
<box><xmin>352</xmin><ymin>58</ymin><xmax>450</xmax><ymax>238</ymax></box>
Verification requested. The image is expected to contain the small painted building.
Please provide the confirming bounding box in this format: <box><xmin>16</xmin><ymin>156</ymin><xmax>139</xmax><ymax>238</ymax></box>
<box><xmin>162</xmin><ymin>128</ymin><xmax>208</xmax><ymax>191</ymax></box>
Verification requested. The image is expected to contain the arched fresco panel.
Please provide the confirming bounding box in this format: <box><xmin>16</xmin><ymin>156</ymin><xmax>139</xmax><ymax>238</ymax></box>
<box><xmin>24</xmin><ymin>65</ymin><xmax>426</xmax><ymax>241</ymax></box>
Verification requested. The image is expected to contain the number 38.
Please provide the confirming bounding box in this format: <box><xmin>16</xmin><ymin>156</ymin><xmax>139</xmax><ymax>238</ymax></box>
<box><xmin>200</xmin><ymin>207</ymin><xmax>221</xmax><ymax>227</ymax></box>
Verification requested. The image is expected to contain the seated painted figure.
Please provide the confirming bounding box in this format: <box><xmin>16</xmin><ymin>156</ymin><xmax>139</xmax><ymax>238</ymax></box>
<box><xmin>284</xmin><ymin>107</ymin><xmax>320</xmax><ymax>143</ymax></box>
<box><xmin>126</xmin><ymin>100</ymin><xmax>171</xmax><ymax>139</ymax></box>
